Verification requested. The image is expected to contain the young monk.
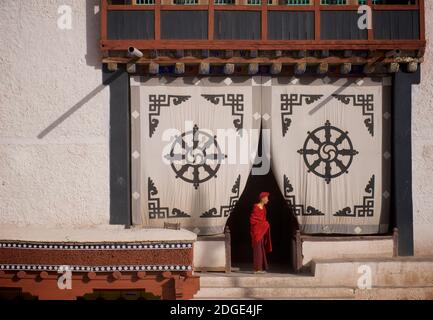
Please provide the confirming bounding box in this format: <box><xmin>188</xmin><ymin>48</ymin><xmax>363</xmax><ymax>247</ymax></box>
<box><xmin>250</xmin><ymin>191</ymin><xmax>272</xmax><ymax>274</ymax></box>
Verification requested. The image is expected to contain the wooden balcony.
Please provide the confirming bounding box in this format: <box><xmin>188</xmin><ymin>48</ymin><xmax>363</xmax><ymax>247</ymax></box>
<box><xmin>101</xmin><ymin>0</ymin><xmax>425</xmax><ymax>51</ymax></box>
<box><xmin>100</xmin><ymin>0</ymin><xmax>425</xmax><ymax>74</ymax></box>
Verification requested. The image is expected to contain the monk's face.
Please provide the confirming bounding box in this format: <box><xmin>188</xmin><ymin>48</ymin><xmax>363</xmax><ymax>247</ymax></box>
<box><xmin>261</xmin><ymin>196</ymin><xmax>269</xmax><ymax>205</ymax></box>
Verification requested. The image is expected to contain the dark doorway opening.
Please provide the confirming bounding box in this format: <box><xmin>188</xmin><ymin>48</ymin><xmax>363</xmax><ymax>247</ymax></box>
<box><xmin>227</xmin><ymin>125</ymin><xmax>300</xmax><ymax>273</ymax></box>
<box><xmin>227</xmin><ymin>169</ymin><xmax>299</xmax><ymax>273</ymax></box>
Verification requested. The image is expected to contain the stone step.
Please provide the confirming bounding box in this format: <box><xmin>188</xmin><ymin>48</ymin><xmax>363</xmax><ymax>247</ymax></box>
<box><xmin>198</xmin><ymin>257</ymin><xmax>433</xmax><ymax>288</ymax></box>
<box><xmin>354</xmin><ymin>287</ymin><xmax>433</xmax><ymax>300</ymax></box>
<box><xmin>192</xmin><ymin>297</ymin><xmax>355</xmax><ymax>300</ymax></box>
<box><xmin>193</xmin><ymin>287</ymin><xmax>356</xmax><ymax>299</ymax></box>
<box><xmin>312</xmin><ymin>258</ymin><xmax>433</xmax><ymax>287</ymax></box>
<box><xmin>199</xmin><ymin>274</ymin><xmax>317</xmax><ymax>288</ymax></box>
<box><xmin>194</xmin><ymin>286</ymin><xmax>433</xmax><ymax>300</ymax></box>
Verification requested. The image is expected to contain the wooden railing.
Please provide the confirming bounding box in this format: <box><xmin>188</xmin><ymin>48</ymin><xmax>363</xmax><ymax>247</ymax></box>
<box><xmin>100</xmin><ymin>0</ymin><xmax>425</xmax><ymax>52</ymax></box>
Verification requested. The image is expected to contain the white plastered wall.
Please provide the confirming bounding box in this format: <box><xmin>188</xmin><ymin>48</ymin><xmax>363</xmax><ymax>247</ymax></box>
<box><xmin>412</xmin><ymin>0</ymin><xmax>433</xmax><ymax>256</ymax></box>
<box><xmin>0</xmin><ymin>0</ymin><xmax>110</xmax><ymax>227</ymax></box>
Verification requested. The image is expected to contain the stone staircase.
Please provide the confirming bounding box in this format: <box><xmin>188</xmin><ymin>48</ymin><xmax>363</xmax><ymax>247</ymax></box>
<box><xmin>192</xmin><ymin>257</ymin><xmax>433</xmax><ymax>300</ymax></box>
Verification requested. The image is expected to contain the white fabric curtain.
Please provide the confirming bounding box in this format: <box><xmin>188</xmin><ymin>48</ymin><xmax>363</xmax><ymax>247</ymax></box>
<box><xmin>130</xmin><ymin>75</ymin><xmax>391</xmax><ymax>236</ymax></box>
<box><xmin>262</xmin><ymin>77</ymin><xmax>391</xmax><ymax>235</ymax></box>
<box><xmin>130</xmin><ymin>76</ymin><xmax>261</xmax><ymax>235</ymax></box>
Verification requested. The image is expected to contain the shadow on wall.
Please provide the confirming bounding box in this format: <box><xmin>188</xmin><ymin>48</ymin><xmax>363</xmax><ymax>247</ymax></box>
<box><xmin>37</xmin><ymin>1</ymin><xmax>107</xmax><ymax>139</ymax></box>
<box><xmin>86</xmin><ymin>0</ymin><xmax>102</xmax><ymax>69</ymax></box>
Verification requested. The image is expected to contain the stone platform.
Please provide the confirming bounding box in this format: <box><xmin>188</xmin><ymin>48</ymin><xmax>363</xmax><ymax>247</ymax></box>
<box><xmin>193</xmin><ymin>257</ymin><xmax>433</xmax><ymax>300</ymax></box>
<box><xmin>0</xmin><ymin>225</ymin><xmax>199</xmax><ymax>300</ymax></box>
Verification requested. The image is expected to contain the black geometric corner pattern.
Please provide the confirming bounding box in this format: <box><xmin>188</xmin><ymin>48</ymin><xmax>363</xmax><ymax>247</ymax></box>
<box><xmin>148</xmin><ymin>177</ymin><xmax>169</xmax><ymax>219</ymax></box>
<box><xmin>284</xmin><ymin>174</ymin><xmax>376</xmax><ymax>218</ymax></box>
<box><xmin>148</xmin><ymin>95</ymin><xmax>191</xmax><ymax>138</ymax></box>
<box><xmin>332</xmin><ymin>94</ymin><xmax>374</xmax><ymax>137</ymax></box>
<box><xmin>280</xmin><ymin>94</ymin><xmax>323</xmax><ymax>137</ymax></box>
<box><xmin>297</xmin><ymin>120</ymin><xmax>359</xmax><ymax>184</ymax></box>
<box><xmin>148</xmin><ymin>177</ymin><xmax>191</xmax><ymax>219</ymax></box>
<box><xmin>200</xmin><ymin>175</ymin><xmax>241</xmax><ymax>218</ymax></box>
<box><xmin>202</xmin><ymin>94</ymin><xmax>244</xmax><ymax>133</ymax></box>
<box><xmin>283</xmin><ymin>175</ymin><xmax>325</xmax><ymax>216</ymax></box>
<box><xmin>334</xmin><ymin>175</ymin><xmax>375</xmax><ymax>217</ymax></box>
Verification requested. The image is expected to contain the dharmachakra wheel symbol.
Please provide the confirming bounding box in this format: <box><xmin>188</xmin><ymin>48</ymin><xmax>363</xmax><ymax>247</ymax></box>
<box><xmin>297</xmin><ymin>120</ymin><xmax>359</xmax><ymax>184</ymax></box>
<box><xmin>165</xmin><ymin>124</ymin><xmax>226</xmax><ymax>189</ymax></box>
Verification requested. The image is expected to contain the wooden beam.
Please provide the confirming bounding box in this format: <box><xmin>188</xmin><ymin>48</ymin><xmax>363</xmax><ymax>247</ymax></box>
<box><xmin>103</xmin><ymin>55</ymin><xmax>422</xmax><ymax>65</ymax></box>
<box><xmin>107</xmin><ymin>62</ymin><xmax>118</xmax><ymax>72</ymax></box>
<box><xmin>101</xmin><ymin>39</ymin><xmax>426</xmax><ymax>52</ymax></box>
<box><xmin>224</xmin><ymin>63</ymin><xmax>235</xmax><ymax>75</ymax></box>
<box><xmin>388</xmin><ymin>62</ymin><xmax>400</xmax><ymax>73</ymax></box>
<box><xmin>340</xmin><ymin>62</ymin><xmax>352</xmax><ymax>74</ymax></box>
<box><xmin>317</xmin><ymin>62</ymin><xmax>328</xmax><ymax>75</ymax></box>
<box><xmin>363</xmin><ymin>63</ymin><xmax>376</xmax><ymax>74</ymax></box>
<box><xmin>419</xmin><ymin>0</ymin><xmax>425</xmax><ymax>41</ymax></box>
<box><xmin>199</xmin><ymin>62</ymin><xmax>210</xmax><ymax>75</ymax></box>
<box><xmin>261</xmin><ymin>0</ymin><xmax>268</xmax><ymax>41</ymax></box>
<box><xmin>101</xmin><ymin>0</ymin><xmax>108</xmax><ymax>42</ymax></box>
<box><xmin>225</xmin><ymin>50</ymin><xmax>234</xmax><ymax>59</ymax></box>
<box><xmin>112</xmin><ymin>271</ymin><xmax>122</xmax><ymax>280</ymax></box>
<box><xmin>248</xmin><ymin>63</ymin><xmax>259</xmax><ymax>75</ymax></box>
<box><xmin>294</xmin><ymin>62</ymin><xmax>306</xmax><ymax>75</ymax></box>
<box><xmin>314</xmin><ymin>0</ymin><xmax>321</xmax><ymax>41</ymax></box>
<box><xmin>175</xmin><ymin>62</ymin><xmax>185</xmax><ymax>75</ymax></box>
<box><xmin>270</xmin><ymin>63</ymin><xmax>282</xmax><ymax>75</ymax></box>
<box><xmin>155</xmin><ymin>0</ymin><xmax>161</xmax><ymax>41</ymax></box>
<box><xmin>407</xmin><ymin>61</ymin><xmax>418</xmax><ymax>73</ymax></box>
<box><xmin>367</xmin><ymin>0</ymin><xmax>374</xmax><ymax>41</ymax></box>
<box><xmin>149</xmin><ymin>62</ymin><xmax>159</xmax><ymax>74</ymax></box>
<box><xmin>208</xmin><ymin>0</ymin><xmax>214</xmax><ymax>41</ymax></box>
<box><xmin>126</xmin><ymin>63</ymin><xmax>136</xmax><ymax>74</ymax></box>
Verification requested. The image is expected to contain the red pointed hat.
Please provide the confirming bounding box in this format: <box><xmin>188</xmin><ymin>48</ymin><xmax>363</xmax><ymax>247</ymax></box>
<box><xmin>259</xmin><ymin>192</ymin><xmax>269</xmax><ymax>199</ymax></box>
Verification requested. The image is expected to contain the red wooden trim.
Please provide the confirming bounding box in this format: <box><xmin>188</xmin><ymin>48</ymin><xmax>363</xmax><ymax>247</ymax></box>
<box><xmin>371</xmin><ymin>5</ymin><xmax>419</xmax><ymax>11</ymax></box>
<box><xmin>105</xmin><ymin>4</ymin><xmax>419</xmax><ymax>12</ymax></box>
<box><xmin>208</xmin><ymin>1</ymin><xmax>214</xmax><ymax>41</ymax></box>
<box><xmin>160</xmin><ymin>5</ymin><xmax>209</xmax><ymax>10</ymax></box>
<box><xmin>367</xmin><ymin>0</ymin><xmax>373</xmax><ymax>41</ymax></box>
<box><xmin>419</xmin><ymin>0</ymin><xmax>425</xmax><ymax>41</ymax></box>
<box><xmin>319</xmin><ymin>5</ymin><xmax>418</xmax><ymax>11</ymax></box>
<box><xmin>0</xmin><ymin>271</ymin><xmax>200</xmax><ymax>300</ymax></box>
<box><xmin>100</xmin><ymin>39</ymin><xmax>426</xmax><ymax>51</ymax></box>
<box><xmin>268</xmin><ymin>5</ymin><xmax>313</xmax><ymax>11</ymax></box>
<box><xmin>155</xmin><ymin>0</ymin><xmax>161</xmax><ymax>41</ymax></box>
<box><xmin>108</xmin><ymin>5</ymin><xmax>155</xmax><ymax>10</ymax></box>
<box><xmin>314</xmin><ymin>0</ymin><xmax>320</xmax><ymax>41</ymax></box>
<box><xmin>214</xmin><ymin>6</ymin><xmax>262</xmax><ymax>11</ymax></box>
<box><xmin>103</xmin><ymin>55</ymin><xmax>419</xmax><ymax>65</ymax></box>
<box><xmin>261</xmin><ymin>1</ymin><xmax>268</xmax><ymax>41</ymax></box>
<box><xmin>320</xmin><ymin>5</ymin><xmax>362</xmax><ymax>11</ymax></box>
<box><xmin>101</xmin><ymin>0</ymin><xmax>108</xmax><ymax>41</ymax></box>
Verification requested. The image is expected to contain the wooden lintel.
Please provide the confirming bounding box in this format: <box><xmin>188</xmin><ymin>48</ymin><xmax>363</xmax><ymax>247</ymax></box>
<box><xmin>175</xmin><ymin>63</ymin><xmax>185</xmax><ymax>75</ymax></box>
<box><xmin>270</xmin><ymin>63</ymin><xmax>282</xmax><ymax>75</ymax></box>
<box><xmin>317</xmin><ymin>62</ymin><xmax>328</xmax><ymax>75</ymax></box>
<box><xmin>294</xmin><ymin>63</ymin><xmax>307</xmax><ymax>75</ymax></box>
<box><xmin>340</xmin><ymin>62</ymin><xmax>352</xmax><ymax>74</ymax></box>
<box><xmin>248</xmin><ymin>63</ymin><xmax>259</xmax><ymax>75</ymax></box>
<box><xmin>388</xmin><ymin>62</ymin><xmax>400</xmax><ymax>73</ymax></box>
<box><xmin>103</xmin><ymin>56</ymin><xmax>422</xmax><ymax>66</ymax></box>
<box><xmin>149</xmin><ymin>61</ymin><xmax>159</xmax><ymax>74</ymax></box>
<box><xmin>199</xmin><ymin>62</ymin><xmax>210</xmax><ymax>75</ymax></box>
<box><xmin>224</xmin><ymin>63</ymin><xmax>235</xmax><ymax>75</ymax></box>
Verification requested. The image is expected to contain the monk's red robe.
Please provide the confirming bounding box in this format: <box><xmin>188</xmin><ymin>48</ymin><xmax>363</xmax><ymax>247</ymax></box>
<box><xmin>249</xmin><ymin>204</ymin><xmax>272</xmax><ymax>252</ymax></box>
